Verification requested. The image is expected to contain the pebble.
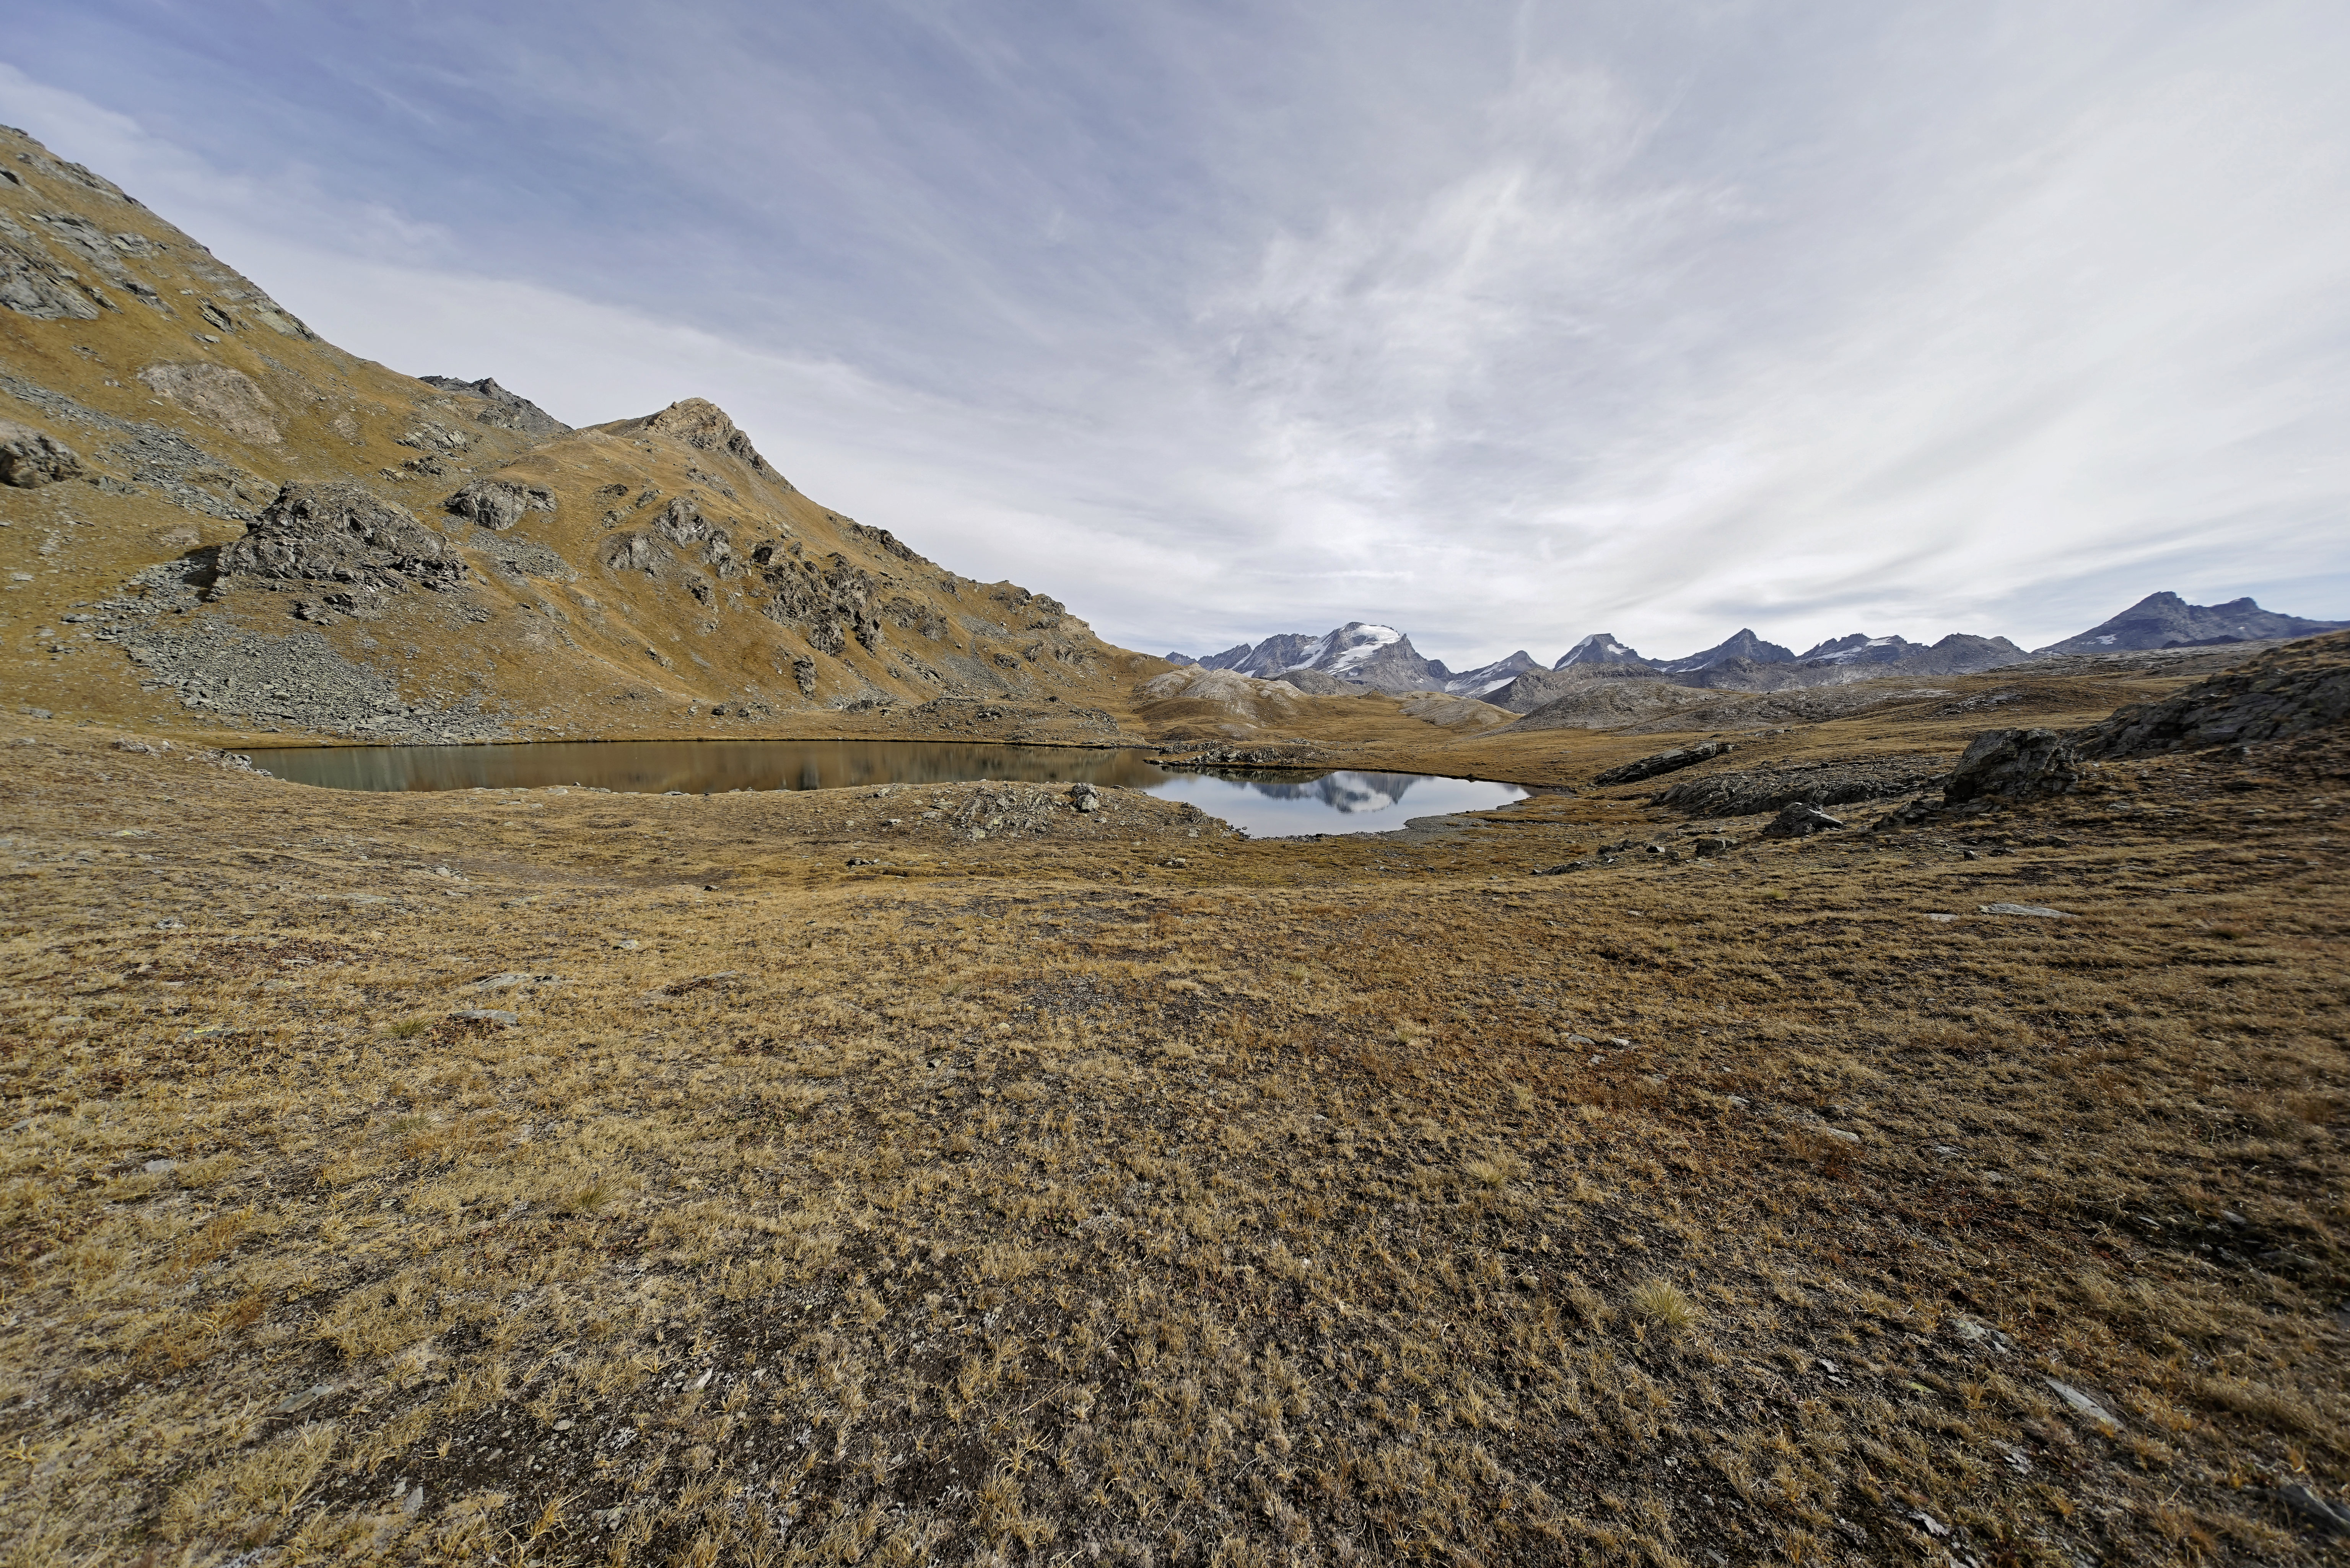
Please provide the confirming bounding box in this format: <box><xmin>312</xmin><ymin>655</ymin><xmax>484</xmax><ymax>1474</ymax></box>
<box><xmin>143</xmin><ymin>1158</ymin><xmax>176</xmax><ymax>1175</ymax></box>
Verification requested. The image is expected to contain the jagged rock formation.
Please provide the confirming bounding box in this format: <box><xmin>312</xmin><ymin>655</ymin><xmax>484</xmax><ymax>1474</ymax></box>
<box><xmin>1553</xmin><ymin>633</ymin><xmax>1653</xmax><ymax>670</ymax></box>
<box><xmin>216</xmin><ymin>483</ymin><xmax>470</xmax><ymax>598</ymax></box>
<box><xmin>2034</xmin><ymin>592</ymin><xmax>2346</xmax><ymax>656</ymax></box>
<box><xmin>418</xmin><ymin>376</ymin><xmax>570</xmax><ymax>438</ymax></box>
<box><xmin>444</xmin><ymin>477</ymin><xmax>557</xmax><ymax>531</ymax></box>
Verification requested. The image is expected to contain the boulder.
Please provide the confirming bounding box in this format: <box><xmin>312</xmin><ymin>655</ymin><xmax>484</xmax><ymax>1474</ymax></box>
<box><xmin>0</xmin><ymin>417</ymin><xmax>83</xmax><ymax>486</ymax></box>
<box><xmin>218</xmin><ymin>483</ymin><xmax>469</xmax><ymax>592</ymax></box>
<box><xmin>1943</xmin><ymin>728</ymin><xmax>2079</xmax><ymax>805</ymax></box>
<box><xmin>1760</xmin><ymin>802</ymin><xmax>1844</xmax><ymax>838</ymax></box>
<box><xmin>1069</xmin><ymin>782</ymin><xmax>1102</xmax><ymax>813</ymax></box>
<box><xmin>444</xmin><ymin>477</ymin><xmax>556</xmax><ymax>531</ymax></box>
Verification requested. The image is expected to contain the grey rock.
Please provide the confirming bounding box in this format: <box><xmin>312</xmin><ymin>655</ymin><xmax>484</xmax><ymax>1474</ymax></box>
<box><xmin>1593</xmin><ymin>741</ymin><xmax>1733</xmax><ymax>787</ymax></box>
<box><xmin>142</xmin><ymin>1158</ymin><xmax>176</xmax><ymax>1175</ymax></box>
<box><xmin>1760</xmin><ymin>802</ymin><xmax>1844</xmax><ymax>838</ymax></box>
<box><xmin>2043</xmin><ymin>1377</ymin><xmax>2120</xmax><ymax>1430</ymax></box>
<box><xmin>2072</xmin><ymin>633</ymin><xmax>2350</xmax><ymax>759</ymax></box>
<box><xmin>2272</xmin><ymin>1483</ymin><xmax>2350</xmax><ymax>1540</ymax></box>
<box><xmin>418</xmin><ymin>375</ymin><xmax>570</xmax><ymax>438</ymax></box>
<box><xmin>1069</xmin><ymin>782</ymin><xmax>1102</xmax><ymax>812</ymax></box>
<box><xmin>1655</xmin><ymin>755</ymin><xmax>1944</xmax><ymax>818</ymax></box>
<box><xmin>1979</xmin><ymin>903</ymin><xmax>2072</xmax><ymax>918</ymax></box>
<box><xmin>444</xmin><ymin>477</ymin><xmax>555</xmax><ymax>532</ymax></box>
<box><xmin>449</xmin><ymin>1008</ymin><xmax>520</xmax><ymax>1027</ymax></box>
<box><xmin>273</xmin><ymin>1381</ymin><xmax>337</xmax><ymax>1415</ymax></box>
<box><xmin>609</xmin><ymin>398</ymin><xmax>778</xmax><ymax>477</ymax></box>
<box><xmin>0</xmin><ymin>218</ymin><xmax>101</xmax><ymax>319</ymax></box>
<box><xmin>0</xmin><ymin>417</ymin><xmax>83</xmax><ymax>486</ymax></box>
<box><xmin>218</xmin><ymin>483</ymin><xmax>469</xmax><ymax>593</ymax></box>
<box><xmin>1691</xmin><ymin>835</ymin><xmax>1735</xmax><ymax>857</ymax></box>
<box><xmin>1943</xmin><ymin>727</ymin><xmax>2079</xmax><ymax>805</ymax></box>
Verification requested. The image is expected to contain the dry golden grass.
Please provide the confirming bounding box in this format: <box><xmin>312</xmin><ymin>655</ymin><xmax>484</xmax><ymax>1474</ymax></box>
<box><xmin>1</xmin><ymin>682</ymin><xmax>2345</xmax><ymax>1565</ymax></box>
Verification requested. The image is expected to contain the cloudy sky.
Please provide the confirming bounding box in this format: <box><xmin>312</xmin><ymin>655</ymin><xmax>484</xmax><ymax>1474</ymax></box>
<box><xmin>5</xmin><ymin>2</ymin><xmax>2346</xmax><ymax>665</ymax></box>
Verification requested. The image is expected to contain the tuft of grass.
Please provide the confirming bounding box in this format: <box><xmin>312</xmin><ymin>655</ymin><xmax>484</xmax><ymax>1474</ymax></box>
<box><xmin>1629</xmin><ymin>1278</ymin><xmax>1701</xmax><ymax>1336</ymax></box>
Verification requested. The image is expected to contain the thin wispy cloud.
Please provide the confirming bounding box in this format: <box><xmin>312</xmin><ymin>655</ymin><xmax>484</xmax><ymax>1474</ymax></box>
<box><xmin>3</xmin><ymin>2</ymin><xmax>2343</xmax><ymax>664</ymax></box>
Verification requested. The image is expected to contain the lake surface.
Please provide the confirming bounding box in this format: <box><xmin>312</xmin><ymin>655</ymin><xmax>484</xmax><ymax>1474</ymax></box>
<box><xmin>244</xmin><ymin>740</ymin><xmax>1528</xmax><ymax>837</ymax></box>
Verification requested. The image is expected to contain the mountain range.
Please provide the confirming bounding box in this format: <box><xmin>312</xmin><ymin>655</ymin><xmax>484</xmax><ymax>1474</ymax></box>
<box><xmin>1168</xmin><ymin>592</ymin><xmax>2347</xmax><ymax>712</ymax></box>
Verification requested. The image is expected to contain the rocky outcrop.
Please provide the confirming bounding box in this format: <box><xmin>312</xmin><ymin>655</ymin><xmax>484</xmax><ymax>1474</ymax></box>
<box><xmin>763</xmin><ymin>551</ymin><xmax>882</xmax><ymax>656</ymax></box>
<box><xmin>0</xmin><ymin>211</ymin><xmax>101</xmax><ymax>319</ymax></box>
<box><xmin>218</xmin><ymin>483</ymin><xmax>470</xmax><ymax>595</ymax></box>
<box><xmin>419</xmin><ymin>375</ymin><xmax>570</xmax><ymax>438</ymax></box>
<box><xmin>444</xmin><ymin>477</ymin><xmax>557</xmax><ymax>531</ymax></box>
<box><xmin>1759</xmin><ymin>802</ymin><xmax>1844</xmax><ymax>838</ymax></box>
<box><xmin>2070</xmin><ymin>631</ymin><xmax>2350</xmax><ymax>758</ymax></box>
<box><xmin>609</xmin><ymin>399</ymin><xmax>777</xmax><ymax>477</ymax></box>
<box><xmin>1593</xmin><ymin>741</ymin><xmax>1733</xmax><ymax>787</ymax></box>
<box><xmin>1655</xmin><ymin>755</ymin><xmax>1946</xmax><ymax>818</ymax></box>
<box><xmin>1942</xmin><ymin>728</ymin><xmax>2080</xmax><ymax>804</ymax></box>
<box><xmin>0</xmin><ymin>416</ymin><xmax>82</xmax><ymax>486</ymax></box>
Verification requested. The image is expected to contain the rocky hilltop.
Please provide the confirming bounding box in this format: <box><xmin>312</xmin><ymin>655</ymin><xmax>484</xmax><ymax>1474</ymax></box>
<box><xmin>0</xmin><ymin>126</ymin><xmax>1160</xmax><ymax>745</ymax></box>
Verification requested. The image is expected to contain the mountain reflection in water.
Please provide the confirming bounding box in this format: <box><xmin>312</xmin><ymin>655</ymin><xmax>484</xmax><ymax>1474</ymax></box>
<box><xmin>242</xmin><ymin>741</ymin><xmax>1527</xmax><ymax>836</ymax></box>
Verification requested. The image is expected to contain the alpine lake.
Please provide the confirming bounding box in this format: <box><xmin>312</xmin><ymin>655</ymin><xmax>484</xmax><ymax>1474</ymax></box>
<box><xmin>243</xmin><ymin>738</ymin><xmax>1530</xmax><ymax>839</ymax></box>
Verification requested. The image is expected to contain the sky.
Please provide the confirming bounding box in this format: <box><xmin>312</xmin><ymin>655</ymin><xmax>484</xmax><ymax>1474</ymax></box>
<box><xmin>4</xmin><ymin>2</ymin><xmax>2347</xmax><ymax>667</ymax></box>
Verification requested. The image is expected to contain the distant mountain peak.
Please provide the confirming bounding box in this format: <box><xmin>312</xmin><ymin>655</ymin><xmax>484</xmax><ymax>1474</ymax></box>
<box><xmin>2033</xmin><ymin>592</ymin><xmax>2348</xmax><ymax>656</ymax></box>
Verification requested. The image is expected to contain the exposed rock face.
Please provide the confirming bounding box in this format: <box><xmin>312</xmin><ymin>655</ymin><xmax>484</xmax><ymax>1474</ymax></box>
<box><xmin>136</xmin><ymin>362</ymin><xmax>280</xmax><ymax>445</ymax></box>
<box><xmin>1942</xmin><ymin>728</ymin><xmax>2080</xmax><ymax>805</ymax></box>
<box><xmin>2070</xmin><ymin>631</ymin><xmax>2350</xmax><ymax>758</ymax></box>
<box><xmin>1655</xmin><ymin>756</ymin><xmax>1945</xmax><ymax>817</ymax></box>
<box><xmin>0</xmin><ymin>210</ymin><xmax>102</xmax><ymax>319</ymax></box>
<box><xmin>418</xmin><ymin>375</ymin><xmax>570</xmax><ymax>438</ymax></box>
<box><xmin>2034</xmin><ymin>591</ymin><xmax>2347</xmax><ymax>655</ymax></box>
<box><xmin>1593</xmin><ymin>741</ymin><xmax>1734</xmax><ymax>787</ymax></box>
<box><xmin>218</xmin><ymin>483</ymin><xmax>470</xmax><ymax>594</ymax></box>
<box><xmin>1274</xmin><ymin>668</ymin><xmax>1352</xmax><ymax>696</ymax></box>
<box><xmin>444</xmin><ymin>477</ymin><xmax>557</xmax><ymax>532</ymax></box>
<box><xmin>1553</xmin><ymin>633</ymin><xmax>1653</xmax><ymax>670</ymax></box>
<box><xmin>763</xmin><ymin>551</ymin><xmax>882</xmax><ymax>656</ymax></box>
<box><xmin>611</xmin><ymin>399</ymin><xmax>777</xmax><ymax>477</ymax></box>
<box><xmin>0</xmin><ymin>416</ymin><xmax>82</xmax><ymax>486</ymax></box>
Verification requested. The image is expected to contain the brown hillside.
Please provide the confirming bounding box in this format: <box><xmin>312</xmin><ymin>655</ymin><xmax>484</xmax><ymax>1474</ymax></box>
<box><xmin>0</xmin><ymin>125</ymin><xmax>1164</xmax><ymax>748</ymax></box>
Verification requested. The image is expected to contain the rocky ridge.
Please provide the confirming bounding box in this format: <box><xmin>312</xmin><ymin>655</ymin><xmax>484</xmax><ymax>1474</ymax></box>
<box><xmin>0</xmin><ymin>125</ymin><xmax>1162</xmax><ymax>743</ymax></box>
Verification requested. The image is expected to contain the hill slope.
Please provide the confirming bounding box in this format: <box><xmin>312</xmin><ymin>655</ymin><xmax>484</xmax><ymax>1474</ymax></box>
<box><xmin>0</xmin><ymin>126</ymin><xmax>1159</xmax><ymax>745</ymax></box>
